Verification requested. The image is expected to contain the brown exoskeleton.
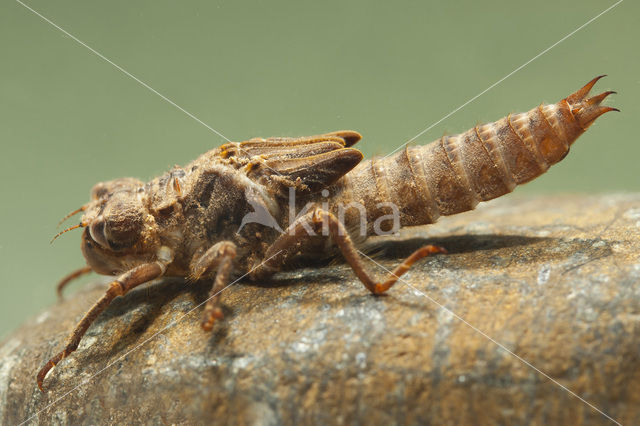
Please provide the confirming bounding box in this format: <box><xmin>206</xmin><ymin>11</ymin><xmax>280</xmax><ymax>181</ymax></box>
<box><xmin>38</xmin><ymin>76</ymin><xmax>617</xmax><ymax>391</ymax></box>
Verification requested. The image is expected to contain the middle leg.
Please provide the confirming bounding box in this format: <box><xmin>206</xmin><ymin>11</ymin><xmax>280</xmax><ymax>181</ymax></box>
<box><xmin>190</xmin><ymin>241</ymin><xmax>237</xmax><ymax>331</ymax></box>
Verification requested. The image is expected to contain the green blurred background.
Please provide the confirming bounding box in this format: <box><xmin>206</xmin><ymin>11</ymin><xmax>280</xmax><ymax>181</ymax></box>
<box><xmin>1</xmin><ymin>0</ymin><xmax>637</xmax><ymax>339</ymax></box>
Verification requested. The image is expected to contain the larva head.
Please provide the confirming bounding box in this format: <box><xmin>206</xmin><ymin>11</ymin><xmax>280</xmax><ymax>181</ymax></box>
<box><xmin>565</xmin><ymin>75</ymin><xmax>618</xmax><ymax>131</ymax></box>
<box><xmin>79</xmin><ymin>178</ymin><xmax>159</xmax><ymax>275</ymax></box>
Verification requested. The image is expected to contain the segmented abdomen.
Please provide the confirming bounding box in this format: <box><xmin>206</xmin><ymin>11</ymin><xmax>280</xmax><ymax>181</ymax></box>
<box><xmin>332</xmin><ymin>76</ymin><xmax>616</xmax><ymax>232</ymax></box>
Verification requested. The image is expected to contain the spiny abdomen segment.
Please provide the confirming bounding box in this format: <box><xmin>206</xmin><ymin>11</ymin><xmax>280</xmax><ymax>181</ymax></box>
<box><xmin>338</xmin><ymin>76</ymin><xmax>616</xmax><ymax>229</ymax></box>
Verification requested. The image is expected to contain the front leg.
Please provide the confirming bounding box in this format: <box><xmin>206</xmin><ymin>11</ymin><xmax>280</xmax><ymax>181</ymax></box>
<box><xmin>37</xmin><ymin>247</ymin><xmax>173</xmax><ymax>392</ymax></box>
<box><xmin>56</xmin><ymin>265</ymin><xmax>93</xmax><ymax>299</ymax></box>
<box><xmin>251</xmin><ymin>209</ymin><xmax>446</xmax><ymax>294</ymax></box>
<box><xmin>190</xmin><ymin>241</ymin><xmax>237</xmax><ymax>331</ymax></box>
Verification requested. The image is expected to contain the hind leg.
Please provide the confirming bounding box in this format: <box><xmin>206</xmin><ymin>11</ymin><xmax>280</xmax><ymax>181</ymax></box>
<box><xmin>250</xmin><ymin>208</ymin><xmax>446</xmax><ymax>294</ymax></box>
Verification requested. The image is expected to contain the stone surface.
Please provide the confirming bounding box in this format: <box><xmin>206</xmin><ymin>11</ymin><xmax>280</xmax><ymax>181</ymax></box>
<box><xmin>2</xmin><ymin>194</ymin><xmax>640</xmax><ymax>425</ymax></box>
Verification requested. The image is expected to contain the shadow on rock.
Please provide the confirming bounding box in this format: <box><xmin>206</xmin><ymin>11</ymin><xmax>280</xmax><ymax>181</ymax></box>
<box><xmin>366</xmin><ymin>234</ymin><xmax>549</xmax><ymax>258</ymax></box>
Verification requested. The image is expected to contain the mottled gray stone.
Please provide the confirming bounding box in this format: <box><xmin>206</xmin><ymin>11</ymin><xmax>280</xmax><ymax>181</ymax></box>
<box><xmin>2</xmin><ymin>194</ymin><xmax>640</xmax><ymax>425</ymax></box>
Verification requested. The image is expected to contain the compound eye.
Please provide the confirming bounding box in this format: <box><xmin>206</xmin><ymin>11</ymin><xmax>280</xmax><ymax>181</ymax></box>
<box><xmin>103</xmin><ymin>210</ymin><xmax>143</xmax><ymax>250</ymax></box>
<box><xmin>88</xmin><ymin>205</ymin><xmax>144</xmax><ymax>251</ymax></box>
<box><xmin>89</xmin><ymin>219</ymin><xmax>109</xmax><ymax>249</ymax></box>
<box><xmin>90</xmin><ymin>183</ymin><xmax>109</xmax><ymax>201</ymax></box>
<box><xmin>90</xmin><ymin>178</ymin><xmax>144</xmax><ymax>201</ymax></box>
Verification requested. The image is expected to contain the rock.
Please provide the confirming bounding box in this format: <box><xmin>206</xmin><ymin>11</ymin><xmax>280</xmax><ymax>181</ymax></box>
<box><xmin>2</xmin><ymin>194</ymin><xmax>640</xmax><ymax>425</ymax></box>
